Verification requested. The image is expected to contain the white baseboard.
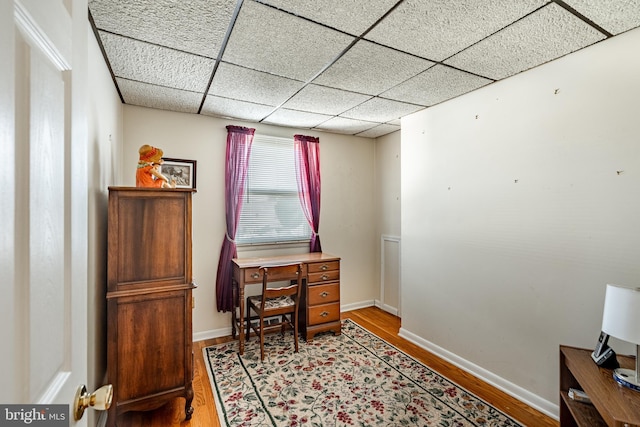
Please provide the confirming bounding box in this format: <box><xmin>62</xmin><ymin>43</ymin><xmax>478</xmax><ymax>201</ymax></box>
<box><xmin>193</xmin><ymin>327</ymin><xmax>232</xmax><ymax>342</ymax></box>
<box><xmin>341</xmin><ymin>300</ymin><xmax>375</xmax><ymax>312</ymax></box>
<box><xmin>398</xmin><ymin>327</ymin><xmax>559</xmax><ymax>421</ymax></box>
<box><xmin>374</xmin><ymin>299</ymin><xmax>398</xmax><ymax>316</ymax></box>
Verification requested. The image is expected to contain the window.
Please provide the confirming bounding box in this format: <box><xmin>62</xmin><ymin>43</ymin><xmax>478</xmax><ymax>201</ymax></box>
<box><xmin>236</xmin><ymin>135</ymin><xmax>311</xmax><ymax>244</ymax></box>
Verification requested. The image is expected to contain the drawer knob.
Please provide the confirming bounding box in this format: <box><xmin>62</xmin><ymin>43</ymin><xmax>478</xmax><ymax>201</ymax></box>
<box><xmin>251</xmin><ymin>272</ymin><xmax>260</xmax><ymax>279</ymax></box>
<box><xmin>321</xmin><ymin>274</ymin><xmax>329</xmax><ymax>281</ymax></box>
<box><xmin>320</xmin><ymin>291</ymin><xmax>329</xmax><ymax>298</ymax></box>
<box><xmin>320</xmin><ymin>264</ymin><xmax>329</xmax><ymax>271</ymax></box>
<box><xmin>320</xmin><ymin>311</ymin><xmax>329</xmax><ymax>317</ymax></box>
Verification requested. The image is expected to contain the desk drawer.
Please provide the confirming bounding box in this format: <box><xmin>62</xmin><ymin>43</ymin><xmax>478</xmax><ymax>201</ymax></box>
<box><xmin>308</xmin><ymin>302</ymin><xmax>340</xmax><ymax>325</ymax></box>
<box><xmin>308</xmin><ymin>270</ymin><xmax>339</xmax><ymax>284</ymax></box>
<box><xmin>308</xmin><ymin>283</ymin><xmax>340</xmax><ymax>305</ymax></box>
<box><xmin>307</xmin><ymin>261</ymin><xmax>339</xmax><ymax>274</ymax></box>
<box><xmin>243</xmin><ymin>268</ymin><xmax>262</xmax><ymax>283</ymax></box>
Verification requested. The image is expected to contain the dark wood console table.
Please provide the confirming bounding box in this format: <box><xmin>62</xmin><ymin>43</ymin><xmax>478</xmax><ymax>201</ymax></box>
<box><xmin>560</xmin><ymin>345</ymin><xmax>640</xmax><ymax>426</ymax></box>
<box><xmin>232</xmin><ymin>252</ymin><xmax>341</xmax><ymax>354</ymax></box>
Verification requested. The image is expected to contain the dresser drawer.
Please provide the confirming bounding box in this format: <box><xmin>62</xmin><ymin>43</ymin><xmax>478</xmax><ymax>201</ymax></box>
<box><xmin>308</xmin><ymin>269</ymin><xmax>339</xmax><ymax>283</ymax></box>
<box><xmin>308</xmin><ymin>302</ymin><xmax>340</xmax><ymax>325</ymax></box>
<box><xmin>308</xmin><ymin>282</ymin><xmax>340</xmax><ymax>305</ymax></box>
<box><xmin>307</xmin><ymin>260</ymin><xmax>339</xmax><ymax>274</ymax></box>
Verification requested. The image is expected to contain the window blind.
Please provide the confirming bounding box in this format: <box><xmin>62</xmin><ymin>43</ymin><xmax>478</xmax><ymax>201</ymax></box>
<box><xmin>236</xmin><ymin>135</ymin><xmax>311</xmax><ymax>244</ymax></box>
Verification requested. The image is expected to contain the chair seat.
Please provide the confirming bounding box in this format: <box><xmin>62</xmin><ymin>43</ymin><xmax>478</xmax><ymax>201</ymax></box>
<box><xmin>248</xmin><ymin>295</ymin><xmax>295</xmax><ymax>310</ymax></box>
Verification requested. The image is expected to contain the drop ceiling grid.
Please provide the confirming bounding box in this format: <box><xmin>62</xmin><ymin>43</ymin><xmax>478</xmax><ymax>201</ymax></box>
<box><xmin>87</xmin><ymin>0</ymin><xmax>640</xmax><ymax>138</ymax></box>
<box><xmin>256</xmin><ymin>0</ymin><xmax>401</xmax><ymax>36</ymax></box>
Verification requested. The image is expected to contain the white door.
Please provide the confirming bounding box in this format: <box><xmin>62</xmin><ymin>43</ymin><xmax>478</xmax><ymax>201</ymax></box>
<box><xmin>0</xmin><ymin>0</ymin><xmax>89</xmax><ymax>424</ymax></box>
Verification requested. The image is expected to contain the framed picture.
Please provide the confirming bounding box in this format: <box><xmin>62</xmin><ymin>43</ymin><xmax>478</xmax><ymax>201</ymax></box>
<box><xmin>160</xmin><ymin>158</ymin><xmax>197</xmax><ymax>189</ymax></box>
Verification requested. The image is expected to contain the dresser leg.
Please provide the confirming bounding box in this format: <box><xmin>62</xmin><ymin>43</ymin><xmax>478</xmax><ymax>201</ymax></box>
<box><xmin>185</xmin><ymin>384</ymin><xmax>194</xmax><ymax>420</ymax></box>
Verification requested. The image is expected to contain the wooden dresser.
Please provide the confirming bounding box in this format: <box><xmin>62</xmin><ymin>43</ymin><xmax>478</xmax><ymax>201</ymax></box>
<box><xmin>560</xmin><ymin>345</ymin><xmax>640</xmax><ymax>427</ymax></box>
<box><xmin>107</xmin><ymin>187</ymin><xmax>195</xmax><ymax>427</ymax></box>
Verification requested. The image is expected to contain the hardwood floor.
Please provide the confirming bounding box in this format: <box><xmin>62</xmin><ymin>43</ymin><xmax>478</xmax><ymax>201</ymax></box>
<box><xmin>113</xmin><ymin>306</ymin><xmax>558</xmax><ymax>426</ymax></box>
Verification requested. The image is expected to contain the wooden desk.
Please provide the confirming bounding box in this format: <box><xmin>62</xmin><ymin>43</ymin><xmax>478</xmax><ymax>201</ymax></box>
<box><xmin>232</xmin><ymin>253</ymin><xmax>341</xmax><ymax>354</ymax></box>
<box><xmin>560</xmin><ymin>345</ymin><xmax>640</xmax><ymax>427</ymax></box>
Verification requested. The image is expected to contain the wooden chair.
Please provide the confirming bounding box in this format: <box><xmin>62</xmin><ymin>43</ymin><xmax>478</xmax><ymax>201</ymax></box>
<box><xmin>246</xmin><ymin>263</ymin><xmax>303</xmax><ymax>361</ymax></box>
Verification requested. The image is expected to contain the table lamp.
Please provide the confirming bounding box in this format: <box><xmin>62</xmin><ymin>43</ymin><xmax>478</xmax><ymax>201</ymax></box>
<box><xmin>601</xmin><ymin>284</ymin><xmax>640</xmax><ymax>391</ymax></box>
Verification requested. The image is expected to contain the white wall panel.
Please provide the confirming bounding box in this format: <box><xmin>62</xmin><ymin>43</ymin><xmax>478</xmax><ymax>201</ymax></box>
<box><xmin>401</xmin><ymin>26</ymin><xmax>640</xmax><ymax>416</ymax></box>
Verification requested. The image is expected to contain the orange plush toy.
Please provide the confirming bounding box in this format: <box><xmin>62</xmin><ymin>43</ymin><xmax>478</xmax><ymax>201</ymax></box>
<box><xmin>136</xmin><ymin>145</ymin><xmax>176</xmax><ymax>188</ymax></box>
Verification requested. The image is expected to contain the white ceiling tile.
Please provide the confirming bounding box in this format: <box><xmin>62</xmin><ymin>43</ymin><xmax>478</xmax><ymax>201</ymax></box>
<box><xmin>341</xmin><ymin>97</ymin><xmax>424</xmax><ymax>123</ymax></box>
<box><xmin>117</xmin><ymin>78</ymin><xmax>201</xmax><ymax>113</ymax></box>
<box><xmin>381</xmin><ymin>65</ymin><xmax>492</xmax><ymax>106</ymax></box>
<box><xmin>357</xmin><ymin>123</ymin><xmax>400</xmax><ymax>138</ymax></box>
<box><xmin>89</xmin><ymin>0</ymin><xmax>236</xmax><ymax>58</ymax></box>
<box><xmin>222</xmin><ymin>1</ymin><xmax>354</xmax><ymax>81</ymax></box>
<box><xmin>563</xmin><ymin>0</ymin><xmax>640</xmax><ymax>35</ymax></box>
<box><xmin>100</xmin><ymin>31</ymin><xmax>214</xmax><ymax>91</ymax></box>
<box><xmin>209</xmin><ymin>63</ymin><xmax>304</xmax><ymax>106</ymax></box>
<box><xmin>315</xmin><ymin>117</ymin><xmax>378</xmax><ymax>135</ymax></box>
<box><xmin>282</xmin><ymin>84</ymin><xmax>372</xmax><ymax>115</ymax></box>
<box><xmin>201</xmin><ymin>96</ymin><xmax>275</xmax><ymax>122</ymax></box>
<box><xmin>314</xmin><ymin>40</ymin><xmax>434</xmax><ymax>95</ymax></box>
<box><xmin>444</xmin><ymin>3</ymin><xmax>607</xmax><ymax>80</ymax></box>
<box><xmin>257</xmin><ymin>0</ymin><xmax>398</xmax><ymax>35</ymax></box>
<box><xmin>262</xmin><ymin>109</ymin><xmax>332</xmax><ymax>129</ymax></box>
<box><xmin>366</xmin><ymin>0</ymin><xmax>548</xmax><ymax>61</ymax></box>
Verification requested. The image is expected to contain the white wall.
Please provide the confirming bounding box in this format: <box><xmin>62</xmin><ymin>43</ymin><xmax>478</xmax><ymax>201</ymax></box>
<box><xmin>86</xmin><ymin>23</ymin><xmax>124</xmax><ymax>425</ymax></box>
<box><xmin>120</xmin><ymin>106</ymin><xmax>378</xmax><ymax>337</ymax></box>
<box><xmin>400</xmin><ymin>27</ymin><xmax>640</xmax><ymax>417</ymax></box>
<box><xmin>374</xmin><ymin>131</ymin><xmax>401</xmax><ymax>314</ymax></box>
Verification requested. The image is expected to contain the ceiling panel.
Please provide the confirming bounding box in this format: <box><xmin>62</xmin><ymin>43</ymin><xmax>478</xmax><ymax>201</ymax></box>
<box><xmin>380</xmin><ymin>65</ymin><xmax>493</xmax><ymax>106</ymax></box>
<box><xmin>88</xmin><ymin>0</ymin><xmax>640</xmax><ymax>139</ymax></box>
<box><xmin>313</xmin><ymin>40</ymin><xmax>435</xmax><ymax>95</ymax></box>
<box><xmin>365</xmin><ymin>0</ymin><xmax>549</xmax><ymax>62</ymax></box>
<box><xmin>444</xmin><ymin>3</ymin><xmax>607</xmax><ymax>80</ymax></box>
<box><xmin>209</xmin><ymin>63</ymin><xmax>305</xmax><ymax>107</ymax></box>
<box><xmin>281</xmin><ymin>84</ymin><xmax>372</xmax><ymax>116</ymax></box>
<box><xmin>563</xmin><ymin>0</ymin><xmax>640</xmax><ymax>35</ymax></box>
<box><xmin>341</xmin><ymin>97</ymin><xmax>424</xmax><ymax>123</ymax></box>
<box><xmin>357</xmin><ymin>123</ymin><xmax>401</xmax><ymax>138</ymax></box>
<box><xmin>201</xmin><ymin>96</ymin><xmax>275</xmax><ymax>122</ymax></box>
<box><xmin>316</xmin><ymin>117</ymin><xmax>380</xmax><ymax>135</ymax></box>
<box><xmin>222</xmin><ymin>0</ymin><xmax>354</xmax><ymax>81</ymax></box>
<box><xmin>100</xmin><ymin>31</ymin><xmax>215</xmax><ymax>91</ymax></box>
<box><xmin>117</xmin><ymin>79</ymin><xmax>202</xmax><ymax>113</ymax></box>
<box><xmin>262</xmin><ymin>108</ymin><xmax>333</xmax><ymax>129</ymax></box>
<box><xmin>89</xmin><ymin>0</ymin><xmax>236</xmax><ymax>58</ymax></box>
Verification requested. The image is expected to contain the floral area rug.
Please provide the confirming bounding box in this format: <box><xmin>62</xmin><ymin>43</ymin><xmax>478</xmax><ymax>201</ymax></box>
<box><xmin>204</xmin><ymin>319</ymin><xmax>523</xmax><ymax>426</ymax></box>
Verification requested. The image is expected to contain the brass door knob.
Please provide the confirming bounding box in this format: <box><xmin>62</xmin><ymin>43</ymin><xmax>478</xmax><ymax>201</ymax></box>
<box><xmin>73</xmin><ymin>384</ymin><xmax>113</xmax><ymax>421</ymax></box>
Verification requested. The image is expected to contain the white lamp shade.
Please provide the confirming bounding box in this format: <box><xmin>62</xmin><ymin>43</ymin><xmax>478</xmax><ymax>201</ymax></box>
<box><xmin>601</xmin><ymin>284</ymin><xmax>640</xmax><ymax>345</ymax></box>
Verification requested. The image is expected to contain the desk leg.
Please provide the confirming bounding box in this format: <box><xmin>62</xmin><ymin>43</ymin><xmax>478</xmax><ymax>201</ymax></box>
<box><xmin>231</xmin><ymin>280</ymin><xmax>237</xmax><ymax>338</ymax></box>
<box><xmin>238</xmin><ymin>281</ymin><xmax>245</xmax><ymax>355</ymax></box>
